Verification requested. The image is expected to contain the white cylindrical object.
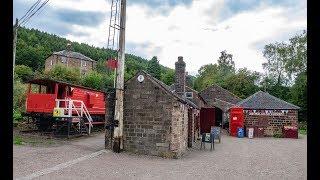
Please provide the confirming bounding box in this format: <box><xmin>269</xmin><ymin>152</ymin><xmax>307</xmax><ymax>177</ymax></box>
<box><xmin>248</xmin><ymin>128</ymin><xmax>254</xmax><ymax>139</ymax></box>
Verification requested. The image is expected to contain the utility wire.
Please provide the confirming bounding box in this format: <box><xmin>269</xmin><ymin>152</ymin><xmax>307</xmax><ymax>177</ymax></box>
<box><xmin>18</xmin><ymin>0</ymin><xmax>41</xmax><ymax>24</ymax></box>
<box><xmin>22</xmin><ymin>0</ymin><xmax>50</xmax><ymax>27</ymax></box>
<box><xmin>19</xmin><ymin>0</ymin><xmax>49</xmax><ymax>27</ymax></box>
<box><xmin>19</xmin><ymin>0</ymin><xmax>49</xmax><ymax>26</ymax></box>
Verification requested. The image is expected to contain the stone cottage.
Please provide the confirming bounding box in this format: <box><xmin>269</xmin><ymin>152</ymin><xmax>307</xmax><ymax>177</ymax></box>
<box><xmin>199</xmin><ymin>84</ymin><xmax>242</xmax><ymax>128</ymax></box>
<box><xmin>123</xmin><ymin>57</ymin><xmax>199</xmax><ymax>158</ymax></box>
<box><xmin>44</xmin><ymin>44</ymin><xmax>97</xmax><ymax>75</ymax></box>
<box><xmin>236</xmin><ymin>91</ymin><xmax>300</xmax><ymax>136</ymax></box>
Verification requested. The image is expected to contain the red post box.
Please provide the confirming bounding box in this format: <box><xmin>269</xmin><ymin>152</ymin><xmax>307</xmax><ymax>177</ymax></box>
<box><xmin>229</xmin><ymin>107</ymin><xmax>244</xmax><ymax>137</ymax></box>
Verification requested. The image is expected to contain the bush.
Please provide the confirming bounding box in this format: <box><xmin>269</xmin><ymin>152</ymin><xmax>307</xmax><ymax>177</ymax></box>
<box><xmin>13</xmin><ymin>78</ymin><xmax>27</xmax><ymax>113</ymax></box>
<box><xmin>13</xmin><ymin>110</ymin><xmax>23</xmax><ymax>122</ymax></box>
<box><xmin>81</xmin><ymin>71</ymin><xmax>105</xmax><ymax>90</ymax></box>
<box><xmin>298</xmin><ymin>121</ymin><xmax>307</xmax><ymax>130</ymax></box>
<box><xmin>43</xmin><ymin>64</ymin><xmax>81</xmax><ymax>84</ymax></box>
<box><xmin>273</xmin><ymin>133</ymin><xmax>283</xmax><ymax>138</ymax></box>
<box><xmin>298</xmin><ymin>121</ymin><xmax>307</xmax><ymax>135</ymax></box>
<box><xmin>15</xmin><ymin>65</ymin><xmax>34</xmax><ymax>82</ymax></box>
<box><xmin>13</xmin><ymin>136</ymin><xmax>23</xmax><ymax>145</ymax></box>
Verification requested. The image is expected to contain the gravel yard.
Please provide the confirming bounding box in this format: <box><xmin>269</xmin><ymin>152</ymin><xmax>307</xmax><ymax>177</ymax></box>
<box><xmin>14</xmin><ymin>133</ymin><xmax>307</xmax><ymax>180</ymax></box>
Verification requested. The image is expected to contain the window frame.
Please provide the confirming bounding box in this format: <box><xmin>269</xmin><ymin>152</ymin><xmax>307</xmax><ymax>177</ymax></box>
<box><xmin>185</xmin><ymin>92</ymin><xmax>193</xmax><ymax>99</ymax></box>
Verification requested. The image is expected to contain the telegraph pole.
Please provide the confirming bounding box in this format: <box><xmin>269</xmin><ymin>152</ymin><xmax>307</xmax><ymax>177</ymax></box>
<box><xmin>13</xmin><ymin>18</ymin><xmax>18</xmax><ymax>80</ymax></box>
<box><xmin>113</xmin><ymin>0</ymin><xmax>126</xmax><ymax>152</ymax></box>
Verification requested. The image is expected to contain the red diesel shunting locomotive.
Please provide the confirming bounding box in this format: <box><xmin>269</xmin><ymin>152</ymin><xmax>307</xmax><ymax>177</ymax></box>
<box><xmin>24</xmin><ymin>78</ymin><xmax>106</xmax><ymax>132</ymax></box>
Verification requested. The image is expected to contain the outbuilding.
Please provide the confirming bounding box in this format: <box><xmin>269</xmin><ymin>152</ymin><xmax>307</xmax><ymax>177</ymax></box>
<box><xmin>236</xmin><ymin>91</ymin><xmax>300</xmax><ymax>136</ymax></box>
<box><xmin>123</xmin><ymin>57</ymin><xmax>199</xmax><ymax>158</ymax></box>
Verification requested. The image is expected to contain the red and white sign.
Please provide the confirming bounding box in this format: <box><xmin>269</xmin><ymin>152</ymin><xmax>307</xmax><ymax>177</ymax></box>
<box><xmin>106</xmin><ymin>59</ymin><xmax>118</xmax><ymax>69</ymax></box>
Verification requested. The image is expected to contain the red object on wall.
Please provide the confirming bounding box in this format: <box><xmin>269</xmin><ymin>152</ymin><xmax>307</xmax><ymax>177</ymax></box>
<box><xmin>282</xmin><ymin>126</ymin><xmax>298</xmax><ymax>139</ymax></box>
<box><xmin>200</xmin><ymin>108</ymin><xmax>215</xmax><ymax>134</ymax></box>
<box><xmin>106</xmin><ymin>59</ymin><xmax>118</xmax><ymax>69</ymax></box>
<box><xmin>229</xmin><ymin>107</ymin><xmax>244</xmax><ymax>136</ymax></box>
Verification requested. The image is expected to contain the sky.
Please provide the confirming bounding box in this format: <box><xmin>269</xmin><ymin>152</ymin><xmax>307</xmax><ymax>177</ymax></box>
<box><xmin>13</xmin><ymin>0</ymin><xmax>307</xmax><ymax>76</ymax></box>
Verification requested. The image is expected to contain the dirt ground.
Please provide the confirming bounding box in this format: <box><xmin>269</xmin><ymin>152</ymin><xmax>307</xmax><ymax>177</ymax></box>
<box><xmin>13</xmin><ymin>131</ymin><xmax>307</xmax><ymax>180</ymax></box>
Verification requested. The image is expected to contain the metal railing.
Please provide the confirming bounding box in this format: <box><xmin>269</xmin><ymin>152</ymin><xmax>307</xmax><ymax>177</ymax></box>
<box><xmin>55</xmin><ymin>99</ymin><xmax>93</xmax><ymax>134</ymax></box>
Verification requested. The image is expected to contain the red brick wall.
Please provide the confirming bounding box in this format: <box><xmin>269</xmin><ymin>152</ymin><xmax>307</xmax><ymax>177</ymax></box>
<box><xmin>244</xmin><ymin>109</ymin><xmax>298</xmax><ymax>136</ymax></box>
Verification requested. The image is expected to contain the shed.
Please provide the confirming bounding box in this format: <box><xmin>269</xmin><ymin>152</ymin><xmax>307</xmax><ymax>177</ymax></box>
<box><xmin>123</xmin><ymin>70</ymin><xmax>198</xmax><ymax>158</ymax></box>
<box><xmin>236</xmin><ymin>91</ymin><xmax>300</xmax><ymax>136</ymax></box>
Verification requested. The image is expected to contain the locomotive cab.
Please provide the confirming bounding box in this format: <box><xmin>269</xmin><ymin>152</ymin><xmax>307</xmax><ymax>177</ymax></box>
<box><xmin>24</xmin><ymin>79</ymin><xmax>107</xmax><ymax>132</ymax></box>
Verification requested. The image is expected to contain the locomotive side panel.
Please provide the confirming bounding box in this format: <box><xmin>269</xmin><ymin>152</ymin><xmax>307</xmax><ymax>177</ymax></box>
<box><xmin>70</xmin><ymin>87</ymin><xmax>106</xmax><ymax>115</ymax></box>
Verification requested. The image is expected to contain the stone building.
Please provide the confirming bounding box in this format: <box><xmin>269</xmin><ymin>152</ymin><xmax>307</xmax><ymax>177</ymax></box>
<box><xmin>237</xmin><ymin>91</ymin><xmax>300</xmax><ymax>136</ymax></box>
<box><xmin>123</xmin><ymin>71</ymin><xmax>197</xmax><ymax>158</ymax></box>
<box><xmin>44</xmin><ymin>44</ymin><xmax>97</xmax><ymax>75</ymax></box>
<box><xmin>199</xmin><ymin>84</ymin><xmax>242</xmax><ymax>128</ymax></box>
<box><xmin>123</xmin><ymin>57</ymin><xmax>199</xmax><ymax>158</ymax></box>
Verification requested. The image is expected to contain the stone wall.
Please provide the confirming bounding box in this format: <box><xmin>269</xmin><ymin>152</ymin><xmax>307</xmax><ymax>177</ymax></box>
<box><xmin>123</xmin><ymin>73</ymin><xmax>188</xmax><ymax>158</ymax></box>
<box><xmin>244</xmin><ymin>109</ymin><xmax>298</xmax><ymax>136</ymax></box>
<box><xmin>44</xmin><ymin>54</ymin><xmax>96</xmax><ymax>75</ymax></box>
<box><xmin>170</xmin><ymin>102</ymin><xmax>188</xmax><ymax>157</ymax></box>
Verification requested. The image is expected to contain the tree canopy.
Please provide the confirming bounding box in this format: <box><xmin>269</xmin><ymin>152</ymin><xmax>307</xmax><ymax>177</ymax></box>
<box><xmin>147</xmin><ymin>56</ymin><xmax>161</xmax><ymax>80</ymax></box>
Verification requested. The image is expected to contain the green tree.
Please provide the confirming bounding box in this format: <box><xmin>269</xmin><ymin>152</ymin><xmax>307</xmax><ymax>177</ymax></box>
<box><xmin>263</xmin><ymin>42</ymin><xmax>289</xmax><ymax>85</ymax></box>
<box><xmin>285</xmin><ymin>30</ymin><xmax>307</xmax><ymax>78</ymax></box>
<box><xmin>290</xmin><ymin>72</ymin><xmax>307</xmax><ymax>122</ymax></box>
<box><xmin>262</xmin><ymin>30</ymin><xmax>307</xmax><ymax>121</ymax></box>
<box><xmin>147</xmin><ymin>56</ymin><xmax>161</xmax><ymax>79</ymax></box>
<box><xmin>217</xmin><ymin>50</ymin><xmax>235</xmax><ymax>76</ymax></box>
<box><xmin>13</xmin><ymin>78</ymin><xmax>27</xmax><ymax>121</ymax></box>
<box><xmin>222</xmin><ymin>68</ymin><xmax>260</xmax><ymax>99</ymax></box>
<box><xmin>14</xmin><ymin>65</ymin><xmax>34</xmax><ymax>82</ymax></box>
<box><xmin>161</xmin><ymin>69</ymin><xmax>175</xmax><ymax>85</ymax></box>
<box><xmin>194</xmin><ymin>51</ymin><xmax>236</xmax><ymax>91</ymax></box>
<box><xmin>81</xmin><ymin>71</ymin><xmax>105</xmax><ymax>90</ymax></box>
<box><xmin>42</xmin><ymin>64</ymin><xmax>81</xmax><ymax>84</ymax></box>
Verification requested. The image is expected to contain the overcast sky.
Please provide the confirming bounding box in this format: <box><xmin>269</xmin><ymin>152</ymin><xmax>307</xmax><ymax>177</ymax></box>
<box><xmin>13</xmin><ymin>0</ymin><xmax>306</xmax><ymax>75</ymax></box>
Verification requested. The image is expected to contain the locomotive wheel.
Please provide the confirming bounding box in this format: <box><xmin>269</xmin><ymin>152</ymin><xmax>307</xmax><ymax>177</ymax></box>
<box><xmin>34</xmin><ymin>116</ymin><xmax>54</xmax><ymax>131</ymax></box>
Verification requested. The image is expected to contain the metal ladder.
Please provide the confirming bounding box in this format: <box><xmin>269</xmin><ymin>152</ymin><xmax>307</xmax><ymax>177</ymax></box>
<box><xmin>107</xmin><ymin>0</ymin><xmax>121</xmax><ymax>50</ymax></box>
<box><xmin>55</xmin><ymin>99</ymin><xmax>93</xmax><ymax>135</ymax></box>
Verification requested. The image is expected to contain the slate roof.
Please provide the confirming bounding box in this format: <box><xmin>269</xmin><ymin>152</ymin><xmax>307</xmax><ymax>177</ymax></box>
<box><xmin>213</xmin><ymin>98</ymin><xmax>236</xmax><ymax>112</ymax></box>
<box><xmin>136</xmin><ymin>71</ymin><xmax>199</xmax><ymax>109</ymax></box>
<box><xmin>236</xmin><ymin>91</ymin><xmax>300</xmax><ymax>110</ymax></box>
<box><xmin>199</xmin><ymin>84</ymin><xmax>242</xmax><ymax>106</ymax></box>
<box><xmin>169</xmin><ymin>83</ymin><xmax>204</xmax><ymax>108</ymax></box>
<box><xmin>53</xmin><ymin>50</ymin><xmax>95</xmax><ymax>62</ymax></box>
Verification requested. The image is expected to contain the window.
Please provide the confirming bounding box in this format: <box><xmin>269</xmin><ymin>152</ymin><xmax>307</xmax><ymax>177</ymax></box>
<box><xmin>185</xmin><ymin>92</ymin><xmax>193</xmax><ymax>99</ymax></box>
<box><xmin>81</xmin><ymin>60</ymin><xmax>87</xmax><ymax>67</ymax></box>
<box><xmin>61</xmin><ymin>57</ymin><xmax>67</xmax><ymax>63</ymax></box>
<box><xmin>50</xmin><ymin>59</ymin><xmax>53</xmax><ymax>66</ymax></box>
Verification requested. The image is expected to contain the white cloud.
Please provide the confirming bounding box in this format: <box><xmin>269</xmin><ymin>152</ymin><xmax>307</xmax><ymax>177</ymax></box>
<box><xmin>49</xmin><ymin>0</ymin><xmax>107</xmax><ymax>12</ymax></box>
<box><xmin>43</xmin><ymin>0</ymin><xmax>306</xmax><ymax>76</ymax></box>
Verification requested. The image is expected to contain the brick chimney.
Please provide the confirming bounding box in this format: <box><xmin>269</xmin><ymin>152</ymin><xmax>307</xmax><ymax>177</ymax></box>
<box><xmin>174</xmin><ymin>56</ymin><xmax>186</xmax><ymax>97</ymax></box>
<box><xmin>66</xmin><ymin>43</ymin><xmax>72</xmax><ymax>51</ymax></box>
